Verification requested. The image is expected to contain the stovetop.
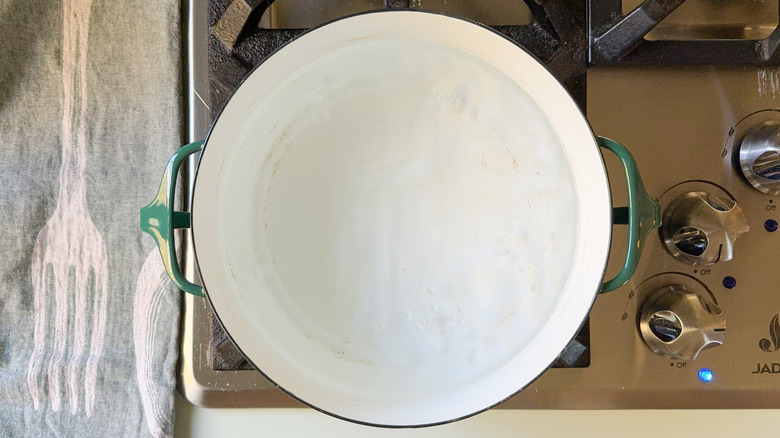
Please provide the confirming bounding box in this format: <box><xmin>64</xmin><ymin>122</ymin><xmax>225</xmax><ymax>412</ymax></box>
<box><xmin>181</xmin><ymin>0</ymin><xmax>780</xmax><ymax>408</ymax></box>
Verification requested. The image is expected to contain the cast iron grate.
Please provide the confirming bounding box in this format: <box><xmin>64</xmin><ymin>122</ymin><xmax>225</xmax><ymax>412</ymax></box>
<box><xmin>589</xmin><ymin>0</ymin><xmax>780</xmax><ymax>65</ymax></box>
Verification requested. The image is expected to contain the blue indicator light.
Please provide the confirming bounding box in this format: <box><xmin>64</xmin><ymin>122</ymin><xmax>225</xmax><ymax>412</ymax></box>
<box><xmin>765</xmin><ymin>219</ymin><xmax>778</xmax><ymax>232</ymax></box>
<box><xmin>723</xmin><ymin>276</ymin><xmax>737</xmax><ymax>289</ymax></box>
<box><xmin>698</xmin><ymin>368</ymin><xmax>714</xmax><ymax>383</ymax></box>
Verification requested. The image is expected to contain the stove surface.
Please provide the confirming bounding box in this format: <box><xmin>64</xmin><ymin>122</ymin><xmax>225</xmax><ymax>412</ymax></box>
<box><xmin>181</xmin><ymin>0</ymin><xmax>780</xmax><ymax>409</ymax></box>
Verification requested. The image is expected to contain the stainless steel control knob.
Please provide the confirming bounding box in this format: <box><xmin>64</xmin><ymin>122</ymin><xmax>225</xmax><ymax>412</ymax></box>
<box><xmin>639</xmin><ymin>285</ymin><xmax>725</xmax><ymax>360</ymax></box>
<box><xmin>739</xmin><ymin>121</ymin><xmax>780</xmax><ymax>195</ymax></box>
<box><xmin>661</xmin><ymin>191</ymin><xmax>748</xmax><ymax>265</ymax></box>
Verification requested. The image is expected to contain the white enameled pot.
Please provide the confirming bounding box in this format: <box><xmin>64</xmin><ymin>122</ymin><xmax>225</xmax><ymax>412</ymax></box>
<box><xmin>141</xmin><ymin>11</ymin><xmax>660</xmax><ymax>427</ymax></box>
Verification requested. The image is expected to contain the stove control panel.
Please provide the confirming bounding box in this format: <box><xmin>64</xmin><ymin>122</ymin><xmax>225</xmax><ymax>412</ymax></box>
<box><xmin>512</xmin><ymin>70</ymin><xmax>780</xmax><ymax>409</ymax></box>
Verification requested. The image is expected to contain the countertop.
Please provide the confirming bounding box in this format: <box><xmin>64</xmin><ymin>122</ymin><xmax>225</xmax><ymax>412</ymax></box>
<box><xmin>173</xmin><ymin>392</ymin><xmax>780</xmax><ymax>437</ymax></box>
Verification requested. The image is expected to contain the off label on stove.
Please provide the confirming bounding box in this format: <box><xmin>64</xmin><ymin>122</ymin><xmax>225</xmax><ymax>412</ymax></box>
<box><xmin>670</xmin><ymin>362</ymin><xmax>687</xmax><ymax>369</ymax></box>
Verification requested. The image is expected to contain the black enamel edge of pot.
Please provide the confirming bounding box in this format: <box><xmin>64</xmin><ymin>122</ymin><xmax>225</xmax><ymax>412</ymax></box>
<box><xmin>190</xmin><ymin>8</ymin><xmax>614</xmax><ymax>428</ymax></box>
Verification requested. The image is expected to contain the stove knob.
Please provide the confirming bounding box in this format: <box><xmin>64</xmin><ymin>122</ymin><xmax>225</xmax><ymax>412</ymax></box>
<box><xmin>661</xmin><ymin>191</ymin><xmax>748</xmax><ymax>265</ymax></box>
<box><xmin>639</xmin><ymin>285</ymin><xmax>725</xmax><ymax>361</ymax></box>
<box><xmin>739</xmin><ymin>121</ymin><xmax>780</xmax><ymax>195</ymax></box>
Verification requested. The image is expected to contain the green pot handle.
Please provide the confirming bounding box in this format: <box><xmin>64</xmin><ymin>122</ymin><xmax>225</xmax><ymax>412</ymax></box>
<box><xmin>140</xmin><ymin>141</ymin><xmax>205</xmax><ymax>297</ymax></box>
<box><xmin>597</xmin><ymin>136</ymin><xmax>662</xmax><ymax>293</ymax></box>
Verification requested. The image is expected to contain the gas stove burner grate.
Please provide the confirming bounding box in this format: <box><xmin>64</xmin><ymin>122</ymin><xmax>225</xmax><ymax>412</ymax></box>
<box><xmin>589</xmin><ymin>0</ymin><xmax>780</xmax><ymax>65</ymax></box>
<box><xmin>207</xmin><ymin>0</ymin><xmax>587</xmax><ymax>116</ymax></box>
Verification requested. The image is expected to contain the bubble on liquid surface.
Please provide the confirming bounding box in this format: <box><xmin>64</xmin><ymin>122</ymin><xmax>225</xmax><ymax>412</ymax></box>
<box><xmin>397</xmin><ymin>310</ymin><xmax>413</xmax><ymax>321</ymax></box>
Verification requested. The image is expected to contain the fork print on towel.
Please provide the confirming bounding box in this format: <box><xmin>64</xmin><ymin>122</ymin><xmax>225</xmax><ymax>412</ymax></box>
<box><xmin>26</xmin><ymin>0</ymin><xmax>109</xmax><ymax>417</ymax></box>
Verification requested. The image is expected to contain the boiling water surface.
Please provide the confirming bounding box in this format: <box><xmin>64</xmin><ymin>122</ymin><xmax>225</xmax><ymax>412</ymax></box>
<box><xmin>227</xmin><ymin>37</ymin><xmax>579</xmax><ymax>398</ymax></box>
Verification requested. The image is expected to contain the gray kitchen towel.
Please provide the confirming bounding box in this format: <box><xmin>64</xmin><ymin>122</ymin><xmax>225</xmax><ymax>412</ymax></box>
<box><xmin>0</xmin><ymin>0</ymin><xmax>182</xmax><ymax>436</ymax></box>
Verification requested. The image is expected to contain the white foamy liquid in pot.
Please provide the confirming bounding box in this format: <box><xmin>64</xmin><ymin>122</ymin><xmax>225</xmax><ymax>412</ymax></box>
<box><xmin>249</xmin><ymin>39</ymin><xmax>578</xmax><ymax>399</ymax></box>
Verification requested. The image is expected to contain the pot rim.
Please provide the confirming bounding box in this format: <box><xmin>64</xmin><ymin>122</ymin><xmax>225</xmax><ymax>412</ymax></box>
<box><xmin>190</xmin><ymin>9</ymin><xmax>612</xmax><ymax>427</ymax></box>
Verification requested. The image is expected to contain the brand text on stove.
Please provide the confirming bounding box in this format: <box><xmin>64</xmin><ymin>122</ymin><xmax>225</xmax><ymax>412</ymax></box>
<box><xmin>752</xmin><ymin>363</ymin><xmax>780</xmax><ymax>374</ymax></box>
